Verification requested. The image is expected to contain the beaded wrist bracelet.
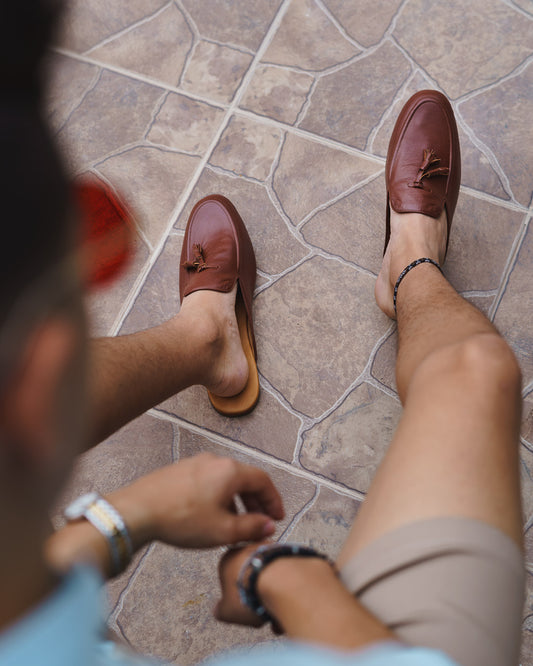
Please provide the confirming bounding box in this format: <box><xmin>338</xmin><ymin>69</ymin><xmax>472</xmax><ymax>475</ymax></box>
<box><xmin>237</xmin><ymin>542</ymin><xmax>334</xmax><ymax>623</ymax></box>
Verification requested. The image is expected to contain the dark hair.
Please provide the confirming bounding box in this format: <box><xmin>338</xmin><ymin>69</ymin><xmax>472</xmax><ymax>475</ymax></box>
<box><xmin>0</xmin><ymin>1</ymin><xmax>64</xmax><ymax>101</ymax></box>
<box><xmin>0</xmin><ymin>0</ymin><xmax>72</xmax><ymax>331</ymax></box>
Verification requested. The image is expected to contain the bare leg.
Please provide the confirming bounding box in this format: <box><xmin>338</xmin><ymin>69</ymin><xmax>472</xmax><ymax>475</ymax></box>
<box><xmin>338</xmin><ymin>209</ymin><xmax>523</xmax><ymax>567</ymax></box>
<box><xmin>86</xmin><ymin>285</ymin><xmax>248</xmax><ymax>446</ymax></box>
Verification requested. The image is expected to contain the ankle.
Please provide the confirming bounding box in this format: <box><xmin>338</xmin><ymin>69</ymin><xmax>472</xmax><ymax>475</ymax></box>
<box><xmin>388</xmin><ymin>211</ymin><xmax>447</xmax><ymax>287</ymax></box>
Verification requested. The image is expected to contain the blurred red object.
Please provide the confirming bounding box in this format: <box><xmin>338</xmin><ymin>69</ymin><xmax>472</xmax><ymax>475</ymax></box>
<box><xmin>73</xmin><ymin>180</ymin><xmax>134</xmax><ymax>288</ymax></box>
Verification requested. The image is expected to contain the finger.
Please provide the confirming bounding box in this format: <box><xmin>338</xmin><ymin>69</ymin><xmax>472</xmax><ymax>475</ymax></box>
<box><xmin>229</xmin><ymin>464</ymin><xmax>285</xmax><ymax>520</ymax></box>
<box><xmin>223</xmin><ymin>513</ymin><xmax>276</xmax><ymax>544</ymax></box>
<box><xmin>215</xmin><ymin>598</ymin><xmax>264</xmax><ymax>627</ymax></box>
<box><xmin>213</xmin><ymin>600</ymin><xmax>224</xmax><ymax>621</ymax></box>
<box><xmin>239</xmin><ymin>492</ymin><xmax>262</xmax><ymax>514</ymax></box>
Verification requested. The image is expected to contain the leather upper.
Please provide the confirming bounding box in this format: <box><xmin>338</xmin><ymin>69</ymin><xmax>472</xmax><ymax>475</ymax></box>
<box><xmin>386</xmin><ymin>90</ymin><xmax>461</xmax><ymax>224</ymax></box>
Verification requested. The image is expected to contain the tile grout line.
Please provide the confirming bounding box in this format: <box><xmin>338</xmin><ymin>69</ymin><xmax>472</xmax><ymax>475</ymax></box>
<box><xmin>107</xmin><ymin>542</ymin><xmax>156</xmax><ymax>630</ymax></box>
<box><xmin>83</xmin><ymin>2</ymin><xmax>175</xmax><ymax>56</ymax></box>
<box><xmin>236</xmin><ymin>106</ymin><xmax>385</xmax><ymax>165</ymax></box>
<box><xmin>51</xmin><ymin>65</ymin><xmax>102</xmax><ymax>137</ymax></box>
<box><xmin>278</xmin><ymin>486</ymin><xmax>321</xmax><ymax>543</ymax></box>
<box><xmin>455</xmin><ymin>52</ymin><xmax>533</xmax><ymax>106</ymax></box>
<box><xmin>500</xmin><ymin>0</ymin><xmax>533</xmax><ymax>19</ymax></box>
<box><xmin>52</xmin><ymin>47</ymin><xmax>229</xmax><ymax>110</ymax></box>
<box><xmin>296</xmin><ymin>170</ymin><xmax>385</xmax><ymax>230</ymax></box>
<box><xmin>87</xmin><ymin>166</ymin><xmax>154</xmax><ymax>251</ymax></box>
<box><xmin>227</xmin><ymin>0</ymin><xmax>299</xmax><ymax>110</ymax></box>
<box><xmin>107</xmin><ymin>0</ymin><xmax>295</xmax><ymax>336</ymax></box>
<box><xmin>314</xmin><ymin>0</ymin><xmax>365</xmax><ymax>51</ymax></box>
<box><xmin>489</xmin><ymin>208</ymin><xmax>532</xmax><ymax>321</ymax></box>
<box><xmin>147</xmin><ymin>407</ymin><xmax>367</xmax><ymax>503</ymax></box>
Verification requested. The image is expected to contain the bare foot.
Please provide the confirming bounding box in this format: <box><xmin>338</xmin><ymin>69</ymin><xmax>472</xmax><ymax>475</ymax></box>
<box><xmin>375</xmin><ymin>209</ymin><xmax>448</xmax><ymax>319</ymax></box>
<box><xmin>178</xmin><ymin>284</ymin><xmax>249</xmax><ymax>397</ymax></box>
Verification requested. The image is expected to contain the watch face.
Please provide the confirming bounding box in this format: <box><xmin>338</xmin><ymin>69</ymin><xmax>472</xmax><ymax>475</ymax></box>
<box><xmin>64</xmin><ymin>492</ymin><xmax>100</xmax><ymax>521</ymax></box>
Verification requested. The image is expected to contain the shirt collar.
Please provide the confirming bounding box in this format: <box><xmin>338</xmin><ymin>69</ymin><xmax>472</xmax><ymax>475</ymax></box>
<box><xmin>0</xmin><ymin>566</ymin><xmax>105</xmax><ymax>666</ymax></box>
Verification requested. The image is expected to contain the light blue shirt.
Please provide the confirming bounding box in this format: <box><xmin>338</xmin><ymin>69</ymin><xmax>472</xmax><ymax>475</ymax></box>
<box><xmin>0</xmin><ymin>566</ymin><xmax>460</xmax><ymax>666</ymax></box>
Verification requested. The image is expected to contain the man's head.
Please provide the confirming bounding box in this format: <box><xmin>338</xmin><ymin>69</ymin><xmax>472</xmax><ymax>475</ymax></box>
<box><xmin>0</xmin><ymin>0</ymin><xmax>87</xmax><ymax>536</ymax></box>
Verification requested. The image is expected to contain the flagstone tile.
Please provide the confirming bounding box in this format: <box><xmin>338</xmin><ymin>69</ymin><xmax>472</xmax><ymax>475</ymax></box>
<box><xmin>459</xmin><ymin>62</ymin><xmax>533</xmax><ymax>207</ymax></box>
<box><xmin>240</xmin><ymin>64</ymin><xmax>314</xmax><ymax>125</ymax></box>
<box><xmin>181</xmin><ymin>0</ymin><xmax>282</xmax><ymax>52</ymax></box>
<box><xmin>445</xmin><ymin>194</ymin><xmax>522</xmax><ymax>293</ymax></box>
<box><xmin>263</xmin><ymin>0</ymin><xmax>360</xmax><ymax>71</ymax></box>
<box><xmin>494</xmin><ymin>223</ymin><xmax>533</xmax><ymax>386</ymax></box>
<box><xmin>301</xmin><ymin>175</ymin><xmax>385</xmax><ymax>273</ymax></box>
<box><xmin>57</xmin><ymin>0</ymin><xmax>167</xmax><ymax>52</ymax></box>
<box><xmin>181</xmin><ymin>41</ymin><xmax>253</xmax><ymax>104</ymax></box>
<box><xmin>157</xmin><ymin>386</ymin><xmax>301</xmax><ymax>462</ymax></box>
<box><xmin>146</xmin><ymin>93</ymin><xmax>225</xmax><ymax>155</ymax></box>
<box><xmin>87</xmin><ymin>4</ymin><xmax>193</xmax><ymax>87</ymax></box>
<box><xmin>300</xmin><ymin>383</ymin><xmax>401</xmax><ymax>493</ymax></box>
<box><xmin>286</xmin><ymin>487</ymin><xmax>361</xmax><ymax>559</ymax></box>
<box><xmin>56</xmin><ymin>70</ymin><xmax>164</xmax><ymax>172</ymax></box>
<box><xmin>173</xmin><ymin>167</ymin><xmax>309</xmax><ymax>275</ymax></box>
<box><xmin>273</xmin><ymin>133</ymin><xmax>381</xmax><ymax>225</ymax></box>
<box><xmin>210</xmin><ymin>116</ymin><xmax>283</xmax><ymax>181</ymax></box>
<box><xmin>300</xmin><ymin>41</ymin><xmax>412</xmax><ymax>151</ymax></box>
<box><xmin>96</xmin><ymin>146</ymin><xmax>201</xmax><ymax>247</ymax></box>
<box><xmin>322</xmin><ymin>0</ymin><xmax>403</xmax><ymax>47</ymax></box>
<box><xmin>393</xmin><ymin>0</ymin><xmax>533</xmax><ymax>100</ymax></box>
<box><xmin>255</xmin><ymin>256</ymin><xmax>389</xmax><ymax>418</ymax></box>
<box><xmin>46</xmin><ymin>55</ymin><xmax>99</xmax><ymax>133</ymax></box>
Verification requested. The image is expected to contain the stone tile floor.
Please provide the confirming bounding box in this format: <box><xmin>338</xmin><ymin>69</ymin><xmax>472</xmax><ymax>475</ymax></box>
<box><xmin>48</xmin><ymin>0</ymin><xmax>533</xmax><ymax>663</ymax></box>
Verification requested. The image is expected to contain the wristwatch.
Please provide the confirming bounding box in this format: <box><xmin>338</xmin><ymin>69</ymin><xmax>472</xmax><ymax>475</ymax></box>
<box><xmin>64</xmin><ymin>492</ymin><xmax>133</xmax><ymax>575</ymax></box>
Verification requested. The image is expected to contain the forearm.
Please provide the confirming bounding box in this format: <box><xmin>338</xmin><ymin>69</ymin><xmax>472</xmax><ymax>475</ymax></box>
<box><xmin>46</xmin><ymin>455</ymin><xmax>283</xmax><ymax>578</ymax></box>
<box><xmin>258</xmin><ymin>558</ymin><xmax>394</xmax><ymax>650</ymax></box>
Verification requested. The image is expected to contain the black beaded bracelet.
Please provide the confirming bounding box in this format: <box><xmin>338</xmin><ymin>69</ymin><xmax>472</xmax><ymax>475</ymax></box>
<box><xmin>393</xmin><ymin>257</ymin><xmax>443</xmax><ymax>314</ymax></box>
<box><xmin>237</xmin><ymin>543</ymin><xmax>334</xmax><ymax>623</ymax></box>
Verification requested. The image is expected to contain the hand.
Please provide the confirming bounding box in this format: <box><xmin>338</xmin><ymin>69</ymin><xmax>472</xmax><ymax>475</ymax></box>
<box><xmin>215</xmin><ymin>543</ymin><xmax>268</xmax><ymax>628</ymax></box>
<box><xmin>108</xmin><ymin>453</ymin><xmax>284</xmax><ymax>550</ymax></box>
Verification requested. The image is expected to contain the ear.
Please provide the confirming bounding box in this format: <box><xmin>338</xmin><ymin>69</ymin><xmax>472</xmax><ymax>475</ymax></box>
<box><xmin>0</xmin><ymin>316</ymin><xmax>80</xmax><ymax>468</ymax></box>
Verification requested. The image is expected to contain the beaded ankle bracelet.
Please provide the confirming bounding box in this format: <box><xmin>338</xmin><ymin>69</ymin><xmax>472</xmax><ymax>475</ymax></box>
<box><xmin>393</xmin><ymin>257</ymin><xmax>443</xmax><ymax>315</ymax></box>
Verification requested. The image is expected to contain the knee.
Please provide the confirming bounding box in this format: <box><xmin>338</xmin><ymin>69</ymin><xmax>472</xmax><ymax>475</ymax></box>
<box><xmin>417</xmin><ymin>333</ymin><xmax>522</xmax><ymax>399</ymax></box>
<box><xmin>458</xmin><ymin>333</ymin><xmax>521</xmax><ymax>392</ymax></box>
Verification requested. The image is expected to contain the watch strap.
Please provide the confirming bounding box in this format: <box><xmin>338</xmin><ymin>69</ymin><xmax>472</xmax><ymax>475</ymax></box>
<box><xmin>65</xmin><ymin>493</ymin><xmax>132</xmax><ymax>575</ymax></box>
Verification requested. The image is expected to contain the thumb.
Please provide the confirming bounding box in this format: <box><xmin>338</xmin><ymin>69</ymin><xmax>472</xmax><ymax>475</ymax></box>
<box><xmin>227</xmin><ymin>513</ymin><xmax>276</xmax><ymax>543</ymax></box>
